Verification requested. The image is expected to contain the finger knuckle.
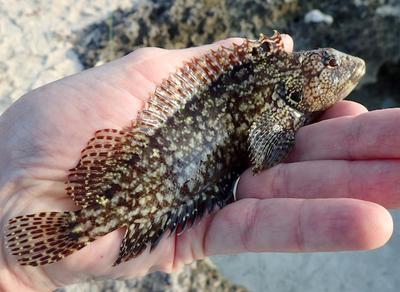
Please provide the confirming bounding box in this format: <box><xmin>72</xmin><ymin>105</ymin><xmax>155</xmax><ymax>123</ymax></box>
<box><xmin>295</xmin><ymin>200</ymin><xmax>306</xmax><ymax>251</ymax></box>
<box><xmin>269</xmin><ymin>164</ymin><xmax>289</xmax><ymax>197</ymax></box>
<box><xmin>240</xmin><ymin>200</ymin><xmax>260</xmax><ymax>252</ymax></box>
<box><xmin>346</xmin><ymin>117</ymin><xmax>363</xmax><ymax>159</ymax></box>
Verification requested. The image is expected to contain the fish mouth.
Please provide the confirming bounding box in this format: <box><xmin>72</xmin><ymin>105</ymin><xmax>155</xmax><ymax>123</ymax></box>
<box><xmin>339</xmin><ymin>57</ymin><xmax>366</xmax><ymax>100</ymax></box>
<box><xmin>350</xmin><ymin>57</ymin><xmax>366</xmax><ymax>84</ymax></box>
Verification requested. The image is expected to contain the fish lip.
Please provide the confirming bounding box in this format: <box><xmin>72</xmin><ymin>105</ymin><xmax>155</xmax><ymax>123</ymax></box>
<box><xmin>350</xmin><ymin>57</ymin><xmax>366</xmax><ymax>84</ymax></box>
<box><xmin>336</xmin><ymin>57</ymin><xmax>366</xmax><ymax>101</ymax></box>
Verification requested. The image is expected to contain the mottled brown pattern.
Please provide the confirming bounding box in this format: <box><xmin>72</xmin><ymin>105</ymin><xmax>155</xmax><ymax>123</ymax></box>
<box><xmin>6</xmin><ymin>32</ymin><xmax>365</xmax><ymax>266</ymax></box>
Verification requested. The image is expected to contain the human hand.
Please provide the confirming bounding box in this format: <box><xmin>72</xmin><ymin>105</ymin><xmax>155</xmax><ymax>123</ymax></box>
<box><xmin>0</xmin><ymin>35</ymin><xmax>394</xmax><ymax>291</ymax></box>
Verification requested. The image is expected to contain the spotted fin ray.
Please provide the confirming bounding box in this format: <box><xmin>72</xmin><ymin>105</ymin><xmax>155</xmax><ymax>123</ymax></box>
<box><xmin>248</xmin><ymin>108</ymin><xmax>298</xmax><ymax>173</ymax></box>
<box><xmin>5</xmin><ymin>212</ymin><xmax>85</xmax><ymax>266</ymax></box>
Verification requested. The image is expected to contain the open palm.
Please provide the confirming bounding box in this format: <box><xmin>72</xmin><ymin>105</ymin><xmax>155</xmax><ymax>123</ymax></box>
<box><xmin>0</xmin><ymin>35</ymin><xmax>395</xmax><ymax>291</ymax></box>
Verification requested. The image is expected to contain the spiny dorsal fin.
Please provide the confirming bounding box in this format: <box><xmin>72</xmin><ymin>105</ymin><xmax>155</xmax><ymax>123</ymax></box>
<box><xmin>258</xmin><ymin>30</ymin><xmax>285</xmax><ymax>53</ymax></box>
<box><xmin>125</xmin><ymin>39</ymin><xmax>253</xmax><ymax>134</ymax></box>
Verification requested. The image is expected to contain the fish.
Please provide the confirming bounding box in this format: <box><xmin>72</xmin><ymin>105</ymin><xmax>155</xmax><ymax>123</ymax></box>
<box><xmin>6</xmin><ymin>31</ymin><xmax>366</xmax><ymax>266</ymax></box>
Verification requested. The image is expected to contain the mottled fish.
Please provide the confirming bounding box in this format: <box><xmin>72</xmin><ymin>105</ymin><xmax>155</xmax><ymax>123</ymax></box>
<box><xmin>6</xmin><ymin>31</ymin><xmax>365</xmax><ymax>266</ymax></box>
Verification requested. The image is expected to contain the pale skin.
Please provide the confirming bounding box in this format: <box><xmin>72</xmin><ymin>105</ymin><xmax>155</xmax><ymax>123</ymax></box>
<box><xmin>0</xmin><ymin>34</ymin><xmax>396</xmax><ymax>291</ymax></box>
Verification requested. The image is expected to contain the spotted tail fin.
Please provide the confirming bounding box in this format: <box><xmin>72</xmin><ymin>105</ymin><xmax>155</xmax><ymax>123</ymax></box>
<box><xmin>5</xmin><ymin>211</ymin><xmax>87</xmax><ymax>266</ymax></box>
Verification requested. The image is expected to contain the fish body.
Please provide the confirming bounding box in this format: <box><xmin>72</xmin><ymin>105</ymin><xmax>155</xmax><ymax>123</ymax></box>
<box><xmin>6</xmin><ymin>32</ymin><xmax>365</xmax><ymax>266</ymax></box>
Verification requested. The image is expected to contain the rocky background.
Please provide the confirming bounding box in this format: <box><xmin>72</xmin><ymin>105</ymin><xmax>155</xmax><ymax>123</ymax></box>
<box><xmin>57</xmin><ymin>259</ymin><xmax>247</xmax><ymax>292</ymax></box>
<box><xmin>1</xmin><ymin>0</ymin><xmax>400</xmax><ymax>291</ymax></box>
<box><xmin>73</xmin><ymin>0</ymin><xmax>400</xmax><ymax>109</ymax></box>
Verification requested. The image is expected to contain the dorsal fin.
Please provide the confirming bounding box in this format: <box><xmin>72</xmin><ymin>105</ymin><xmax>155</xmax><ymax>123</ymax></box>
<box><xmin>66</xmin><ymin>129</ymin><xmax>146</xmax><ymax>208</ymax></box>
<box><xmin>258</xmin><ymin>30</ymin><xmax>285</xmax><ymax>53</ymax></box>
<box><xmin>126</xmin><ymin>39</ymin><xmax>253</xmax><ymax>134</ymax></box>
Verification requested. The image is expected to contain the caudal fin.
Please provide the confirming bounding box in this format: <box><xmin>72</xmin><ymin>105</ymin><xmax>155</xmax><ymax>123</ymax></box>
<box><xmin>5</xmin><ymin>211</ymin><xmax>86</xmax><ymax>266</ymax></box>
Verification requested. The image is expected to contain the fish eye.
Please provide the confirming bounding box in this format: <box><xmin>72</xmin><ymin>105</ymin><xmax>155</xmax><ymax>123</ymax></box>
<box><xmin>327</xmin><ymin>58</ymin><xmax>339</xmax><ymax>68</ymax></box>
<box><xmin>288</xmin><ymin>91</ymin><xmax>302</xmax><ymax>103</ymax></box>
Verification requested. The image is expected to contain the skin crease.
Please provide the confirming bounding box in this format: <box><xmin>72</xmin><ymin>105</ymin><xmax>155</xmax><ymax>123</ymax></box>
<box><xmin>0</xmin><ymin>34</ymin><xmax>396</xmax><ymax>291</ymax></box>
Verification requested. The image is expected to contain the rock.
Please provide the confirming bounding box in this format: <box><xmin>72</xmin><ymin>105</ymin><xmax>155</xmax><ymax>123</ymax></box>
<box><xmin>56</xmin><ymin>259</ymin><xmax>247</xmax><ymax>292</ymax></box>
<box><xmin>304</xmin><ymin>9</ymin><xmax>334</xmax><ymax>25</ymax></box>
<box><xmin>0</xmin><ymin>0</ymin><xmax>133</xmax><ymax>111</ymax></box>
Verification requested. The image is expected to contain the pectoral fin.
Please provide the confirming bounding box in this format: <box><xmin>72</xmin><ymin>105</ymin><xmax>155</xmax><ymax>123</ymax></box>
<box><xmin>248</xmin><ymin>108</ymin><xmax>302</xmax><ymax>173</ymax></box>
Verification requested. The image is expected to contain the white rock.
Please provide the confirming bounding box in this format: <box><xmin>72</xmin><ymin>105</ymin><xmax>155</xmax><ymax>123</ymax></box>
<box><xmin>304</xmin><ymin>9</ymin><xmax>334</xmax><ymax>25</ymax></box>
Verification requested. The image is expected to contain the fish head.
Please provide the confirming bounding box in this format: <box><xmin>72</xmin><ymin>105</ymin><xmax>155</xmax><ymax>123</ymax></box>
<box><xmin>292</xmin><ymin>48</ymin><xmax>366</xmax><ymax>112</ymax></box>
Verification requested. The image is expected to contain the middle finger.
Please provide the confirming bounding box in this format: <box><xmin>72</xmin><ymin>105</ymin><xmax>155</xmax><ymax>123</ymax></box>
<box><xmin>289</xmin><ymin>108</ymin><xmax>400</xmax><ymax>162</ymax></box>
<box><xmin>237</xmin><ymin>159</ymin><xmax>400</xmax><ymax>208</ymax></box>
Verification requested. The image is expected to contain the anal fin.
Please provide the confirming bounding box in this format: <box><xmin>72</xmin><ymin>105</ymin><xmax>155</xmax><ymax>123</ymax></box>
<box><xmin>113</xmin><ymin>192</ymin><xmax>221</xmax><ymax>265</ymax></box>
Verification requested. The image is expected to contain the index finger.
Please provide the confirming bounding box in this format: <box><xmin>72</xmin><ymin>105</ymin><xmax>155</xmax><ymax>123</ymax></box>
<box><xmin>289</xmin><ymin>108</ymin><xmax>400</xmax><ymax>162</ymax></box>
